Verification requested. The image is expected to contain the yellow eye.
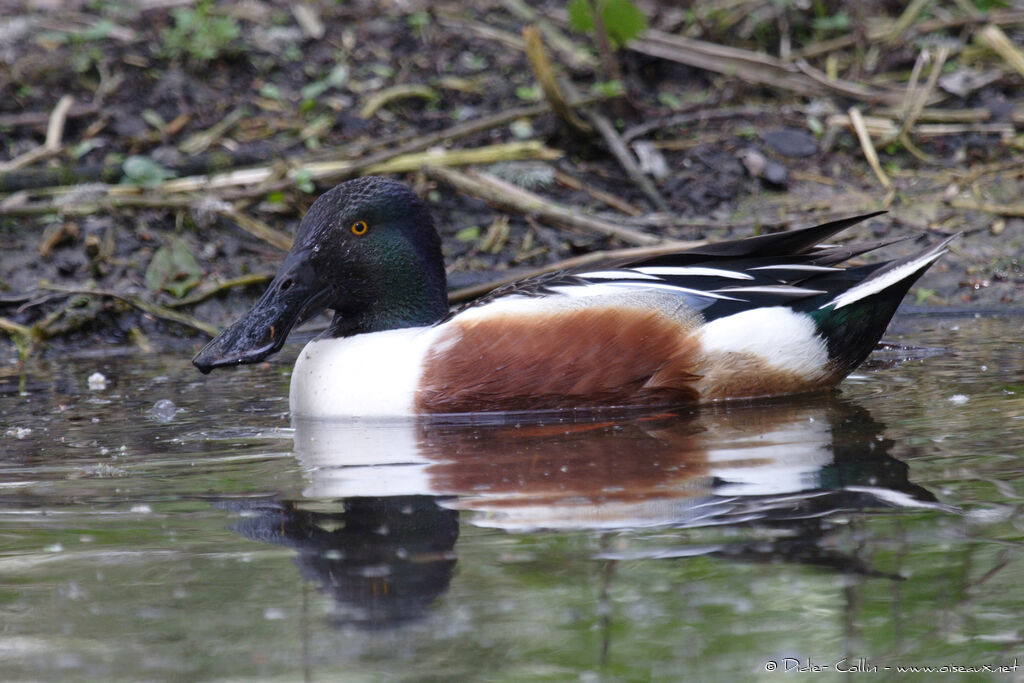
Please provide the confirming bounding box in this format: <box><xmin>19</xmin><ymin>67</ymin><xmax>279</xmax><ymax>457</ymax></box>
<box><xmin>351</xmin><ymin>220</ymin><xmax>369</xmax><ymax>235</ymax></box>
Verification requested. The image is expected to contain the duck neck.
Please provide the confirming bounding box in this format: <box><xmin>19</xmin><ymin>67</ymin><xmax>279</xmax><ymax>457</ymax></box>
<box><xmin>328</xmin><ymin>262</ymin><xmax>448</xmax><ymax>338</ymax></box>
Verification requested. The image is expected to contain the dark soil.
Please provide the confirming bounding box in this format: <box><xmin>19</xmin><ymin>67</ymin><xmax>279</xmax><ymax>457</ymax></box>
<box><xmin>2</xmin><ymin>1</ymin><xmax>1023</xmax><ymax>364</ymax></box>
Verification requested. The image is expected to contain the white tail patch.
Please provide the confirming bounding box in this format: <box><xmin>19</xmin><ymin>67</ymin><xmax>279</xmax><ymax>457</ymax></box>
<box><xmin>699</xmin><ymin>307</ymin><xmax>829</xmax><ymax>377</ymax></box>
<box><xmin>824</xmin><ymin>248</ymin><xmax>947</xmax><ymax>310</ymax></box>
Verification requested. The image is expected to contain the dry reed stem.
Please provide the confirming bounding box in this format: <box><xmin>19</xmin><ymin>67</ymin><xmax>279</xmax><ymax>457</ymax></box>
<box><xmin>425</xmin><ymin>166</ymin><xmax>662</xmax><ymax>245</ymax></box>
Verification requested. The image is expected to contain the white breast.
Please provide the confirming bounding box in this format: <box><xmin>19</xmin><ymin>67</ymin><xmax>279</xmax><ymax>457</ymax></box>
<box><xmin>289</xmin><ymin>326</ymin><xmax>443</xmax><ymax>418</ymax></box>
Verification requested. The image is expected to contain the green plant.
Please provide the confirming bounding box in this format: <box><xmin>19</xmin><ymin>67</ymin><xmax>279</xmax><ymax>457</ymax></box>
<box><xmin>145</xmin><ymin>238</ymin><xmax>203</xmax><ymax>298</ymax></box>
<box><xmin>121</xmin><ymin>155</ymin><xmax>176</xmax><ymax>188</ymax></box>
<box><xmin>161</xmin><ymin>1</ymin><xmax>240</xmax><ymax>64</ymax></box>
<box><xmin>567</xmin><ymin>0</ymin><xmax>647</xmax><ymax>49</ymax></box>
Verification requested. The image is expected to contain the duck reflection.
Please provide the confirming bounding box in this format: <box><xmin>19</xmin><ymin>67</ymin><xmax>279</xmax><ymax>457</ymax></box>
<box><xmin>233</xmin><ymin>397</ymin><xmax>944</xmax><ymax>628</ymax></box>
<box><xmin>232</xmin><ymin>495</ymin><xmax>457</xmax><ymax>629</ymax></box>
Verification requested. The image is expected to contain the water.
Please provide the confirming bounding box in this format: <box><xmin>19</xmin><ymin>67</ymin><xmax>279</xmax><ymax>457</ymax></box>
<box><xmin>1</xmin><ymin>315</ymin><xmax>1022</xmax><ymax>681</ymax></box>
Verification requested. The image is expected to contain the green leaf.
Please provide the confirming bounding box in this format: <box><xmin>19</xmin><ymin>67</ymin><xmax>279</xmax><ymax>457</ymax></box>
<box><xmin>160</xmin><ymin>1</ymin><xmax>240</xmax><ymax>64</ymax></box>
<box><xmin>145</xmin><ymin>238</ymin><xmax>203</xmax><ymax>298</ymax></box>
<box><xmin>121</xmin><ymin>155</ymin><xmax>176</xmax><ymax>188</ymax></box>
<box><xmin>141</xmin><ymin>109</ymin><xmax>166</xmax><ymax>130</ymax></box>
<box><xmin>568</xmin><ymin>0</ymin><xmax>647</xmax><ymax>48</ymax></box>
<box><xmin>79</xmin><ymin>19</ymin><xmax>115</xmax><ymax>42</ymax></box>
<box><xmin>515</xmin><ymin>85</ymin><xmax>541</xmax><ymax>101</ymax></box>
<box><xmin>812</xmin><ymin>11</ymin><xmax>850</xmax><ymax>33</ymax></box>
<box><xmin>455</xmin><ymin>226</ymin><xmax>481</xmax><ymax>242</ymax></box>
<box><xmin>591</xmin><ymin>80</ymin><xmax>624</xmax><ymax>97</ymax></box>
<box><xmin>568</xmin><ymin>0</ymin><xmax>595</xmax><ymax>34</ymax></box>
<box><xmin>658</xmin><ymin>91</ymin><xmax>683</xmax><ymax>109</ymax></box>
<box><xmin>259</xmin><ymin>83</ymin><xmax>282</xmax><ymax>100</ymax></box>
<box><xmin>300</xmin><ymin>64</ymin><xmax>349</xmax><ymax>101</ymax></box>
<box><xmin>293</xmin><ymin>169</ymin><xmax>315</xmax><ymax>194</ymax></box>
<box><xmin>601</xmin><ymin>0</ymin><xmax>647</xmax><ymax>46</ymax></box>
<box><xmin>71</xmin><ymin>139</ymin><xmax>103</xmax><ymax>160</ymax></box>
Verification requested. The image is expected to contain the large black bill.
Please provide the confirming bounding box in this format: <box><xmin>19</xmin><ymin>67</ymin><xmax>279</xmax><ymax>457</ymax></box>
<box><xmin>192</xmin><ymin>252</ymin><xmax>330</xmax><ymax>374</ymax></box>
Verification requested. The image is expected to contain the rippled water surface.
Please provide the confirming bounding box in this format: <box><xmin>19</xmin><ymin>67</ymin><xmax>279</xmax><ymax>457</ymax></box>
<box><xmin>2</xmin><ymin>315</ymin><xmax>1022</xmax><ymax>681</ymax></box>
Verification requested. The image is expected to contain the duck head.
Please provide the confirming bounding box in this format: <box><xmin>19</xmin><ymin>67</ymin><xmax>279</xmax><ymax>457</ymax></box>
<box><xmin>193</xmin><ymin>176</ymin><xmax>448</xmax><ymax>374</ymax></box>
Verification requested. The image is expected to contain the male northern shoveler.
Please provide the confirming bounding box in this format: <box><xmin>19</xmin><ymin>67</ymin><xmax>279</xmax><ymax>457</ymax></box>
<box><xmin>193</xmin><ymin>176</ymin><xmax>953</xmax><ymax>418</ymax></box>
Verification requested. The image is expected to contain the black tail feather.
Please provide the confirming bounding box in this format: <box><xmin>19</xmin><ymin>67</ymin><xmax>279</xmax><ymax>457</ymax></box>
<box><xmin>809</xmin><ymin>234</ymin><xmax>957</xmax><ymax>374</ymax></box>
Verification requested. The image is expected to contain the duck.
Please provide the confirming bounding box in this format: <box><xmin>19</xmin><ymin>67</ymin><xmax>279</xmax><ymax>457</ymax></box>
<box><xmin>192</xmin><ymin>175</ymin><xmax>953</xmax><ymax>418</ymax></box>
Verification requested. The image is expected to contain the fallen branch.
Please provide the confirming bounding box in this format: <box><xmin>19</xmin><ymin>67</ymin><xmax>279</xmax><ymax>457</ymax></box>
<box><xmin>500</xmin><ymin>0</ymin><xmax>597</xmax><ymax>71</ymax></box>
<box><xmin>523</xmin><ymin>25</ymin><xmax>591</xmax><ymax>134</ymax></box>
<box><xmin>583</xmin><ymin>109</ymin><xmax>672</xmax><ymax>213</ymax></box>
<box><xmin>899</xmin><ymin>46</ymin><xmax>951</xmax><ymax>140</ymax></box>
<box><xmin>219</xmin><ymin>206</ymin><xmax>293</xmax><ymax>251</ymax></box>
<box><xmin>551</xmin><ymin>72</ymin><xmax>672</xmax><ymax>212</ymax></box>
<box><xmin>170</xmin><ymin>273</ymin><xmax>274</xmax><ymax>308</ymax></box>
<box><xmin>950</xmin><ymin>198</ymin><xmax>1024</xmax><ymax>217</ymax></box>
<box><xmin>976</xmin><ymin>24</ymin><xmax>1024</xmax><ymax>79</ymax></box>
<box><xmin>425</xmin><ymin>165</ymin><xmax>661</xmax><ymax>245</ymax></box>
<box><xmin>38</xmin><ymin>284</ymin><xmax>220</xmax><ymax>336</ymax></box>
<box><xmin>631</xmin><ymin>29</ymin><xmax>909</xmax><ymax>106</ymax></box>
<box><xmin>360</xmin><ymin>84</ymin><xmax>438</xmax><ymax>119</ymax></box>
<box><xmin>0</xmin><ymin>193</ymin><xmax>201</xmax><ymax>216</ymax></box>
<box><xmin>179</xmin><ymin>107</ymin><xmax>247</xmax><ymax>156</ymax></box>
<box><xmin>1</xmin><ymin>95</ymin><xmax>610</xmax><ymax>197</ymax></box>
<box><xmin>0</xmin><ymin>101</ymin><xmax>100</xmax><ymax>129</ymax></box>
<box><xmin>554</xmin><ymin>170</ymin><xmax>642</xmax><ymax>216</ymax></box>
<box><xmin>795</xmin><ymin>9</ymin><xmax>1024</xmax><ymax>59</ymax></box>
<box><xmin>159</xmin><ymin>140</ymin><xmax>561</xmax><ymax>194</ymax></box>
<box><xmin>0</xmin><ymin>95</ymin><xmax>75</xmax><ymax>173</ymax></box>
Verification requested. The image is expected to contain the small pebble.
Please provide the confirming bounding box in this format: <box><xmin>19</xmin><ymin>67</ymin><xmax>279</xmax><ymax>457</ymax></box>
<box><xmin>761</xmin><ymin>127</ymin><xmax>818</xmax><ymax>157</ymax></box>
<box><xmin>948</xmin><ymin>394</ymin><xmax>969</xmax><ymax>405</ymax></box>
<box><xmin>87</xmin><ymin>372</ymin><xmax>107</xmax><ymax>390</ymax></box>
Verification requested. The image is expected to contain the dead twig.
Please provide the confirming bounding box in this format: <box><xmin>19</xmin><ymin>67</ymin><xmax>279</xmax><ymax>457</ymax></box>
<box><xmin>169</xmin><ymin>273</ymin><xmax>274</xmax><ymax>308</ymax></box>
<box><xmin>795</xmin><ymin>10</ymin><xmax>1024</xmax><ymax>59</ymax></box>
<box><xmin>900</xmin><ymin>46</ymin><xmax>951</xmax><ymax>139</ymax></box>
<box><xmin>976</xmin><ymin>24</ymin><xmax>1024</xmax><ymax>79</ymax></box>
<box><xmin>219</xmin><ymin>206</ymin><xmax>294</xmax><ymax>251</ymax></box>
<box><xmin>0</xmin><ymin>95</ymin><xmax>75</xmax><ymax>173</ymax></box>
<box><xmin>523</xmin><ymin>25</ymin><xmax>591</xmax><ymax>134</ymax></box>
<box><xmin>424</xmin><ymin>166</ymin><xmax>661</xmax><ymax>245</ymax></box>
<box><xmin>949</xmin><ymin>198</ymin><xmax>1024</xmax><ymax>217</ymax></box>
<box><xmin>631</xmin><ymin>30</ymin><xmax>908</xmax><ymax>106</ymax></box>
<box><xmin>360</xmin><ymin>84</ymin><xmax>438</xmax><ymax>119</ymax></box>
<box><xmin>37</xmin><ymin>284</ymin><xmax>220</xmax><ymax>336</ymax></box>
<box><xmin>887</xmin><ymin>0</ymin><xmax>933</xmax><ymax>44</ymax></box>
<box><xmin>583</xmin><ymin>110</ymin><xmax>672</xmax><ymax>213</ymax></box>
<box><xmin>554</xmin><ymin>170</ymin><xmax>642</xmax><ymax>216</ymax></box>
<box><xmin>159</xmin><ymin>140</ymin><xmax>561</xmax><ymax>194</ymax></box>
<box><xmin>621</xmin><ymin>105</ymin><xmax>772</xmax><ymax>143</ymax></box>
<box><xmin>555</xmin><ymin>76</ymin><xmax>672</xmax><ymax>213</ymax></box>
<box><xmin>0</xmin><ymin>101</ymin><xmax>100</xmax><ymax>129</ymax></box>
<box><xmin>0</xmin><ymin>193</ymin><xmax>199</xmax><ymax>216</ymax></box>
<box><xmin>848</xmin><ymin>107</ymin><xmax>892</xmax><ymax>196</ymax></box>
<box><xmin>500</xmin><ymin>0</ymin><xmax>597</xmax><ymax>71</ymax></box>
<box><xmin>179</xmin><ymin>107</ymin><xmax>247</xmax><ymax>156</ymax></box>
